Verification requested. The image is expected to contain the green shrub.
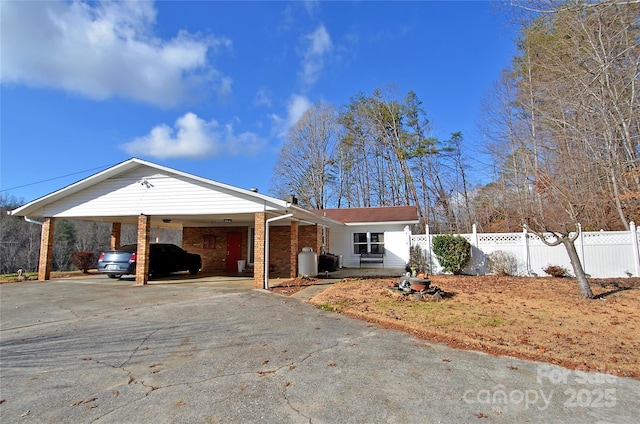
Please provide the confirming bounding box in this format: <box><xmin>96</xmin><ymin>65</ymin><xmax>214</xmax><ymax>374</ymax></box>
<box><xmin>432</xmin><ymin>235</ymin><xmax>471</xmax><ymax>275</ymax></box>
<box><xmin>70</xmin><ymin>251</ymin><xmax>95</xmax><ymax>273</ymax></box>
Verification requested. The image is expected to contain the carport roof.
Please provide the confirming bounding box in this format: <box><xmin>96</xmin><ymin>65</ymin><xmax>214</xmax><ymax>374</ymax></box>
<box><xmin>8</xmin><ymin>158</ymin><xmax>343</xmax><ymax>228</ymax></box>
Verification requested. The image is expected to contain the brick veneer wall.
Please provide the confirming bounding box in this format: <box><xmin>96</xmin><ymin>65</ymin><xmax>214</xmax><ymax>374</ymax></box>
<box><xmin>299</xmin><ymin>225</ymin><xmax>323</xmax><ymax>255</ymax></box>
<box><xmin>269</xmin><ymin>224</ymin><xmax>326</xmax><ymax>277</ymax></box>
<box><xmin>183</xmin><ymin>221</ymin><xmax>325</xmax><ymax>282</ymax></box>
<box><xmin>183</xmin><ymin>227</ymin><xmax>248</xmax><ymax>272</ymax></box>
<box><xmin>269</xmin><ymin>226</ymin><xmax>292</xmax><ymax>275</ymax></box>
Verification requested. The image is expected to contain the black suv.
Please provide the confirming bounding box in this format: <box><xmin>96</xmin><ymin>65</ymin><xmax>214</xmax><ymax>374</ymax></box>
<box><xmin>97</xmin><ymin>243</ymin><xmax>201</xmax><ymax>279</ymax></box>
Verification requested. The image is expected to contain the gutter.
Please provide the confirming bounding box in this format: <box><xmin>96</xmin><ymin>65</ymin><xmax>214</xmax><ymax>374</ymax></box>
<box><xmin>23</xmin><ymin>216</ymin><xmax>43</xmax><ymax>226</ymax></box>
<box><xmin>264</xmin><ymin>213</ymin><xmax>294</xmax><ymax>290</ymax></box>
<box><xmin>4</xmin><ymin>209</ymin><xmax>43</xmax><ymax>226</ymax></box>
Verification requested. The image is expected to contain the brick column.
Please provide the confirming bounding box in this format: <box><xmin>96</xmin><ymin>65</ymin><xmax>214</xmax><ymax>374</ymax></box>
<box><xmin>314</xmin><ymin>225</ymin><xmax>323</xmax><ymax>255</ymax></box>
<box><xmin>290</xmin><ymin>221</ymin><xmax>299</xmax><ymax>278</ymax></box>
<box><xmin>254</xmin><ymin>212</ymin><xmax>266</xmax><ymax>289</ymax></box>
<box><xmin>38</xmin><ymin>217</ymin><xmax>55</xmax><ymax>281</ymax></box>
<box><xmin>135</xmin><ymin>214</ymin><xmax>151</xmax><ymax>286</ymax></box>
<box><xmin>325</xmin><ymin>227</ymin><xmax>331</xmax><ymax>253</ymax></box>
<box><xmin>110</xmin><ymin>222</ymin><xmax>122</xmax><ymax>250</ymax></box>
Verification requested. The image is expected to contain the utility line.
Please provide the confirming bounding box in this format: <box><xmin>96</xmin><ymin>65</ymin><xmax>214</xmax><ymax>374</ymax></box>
<box><xmin>0</xmin><ymin>163</ymin><xmax>120</xmax><ymax>193</ymax></box>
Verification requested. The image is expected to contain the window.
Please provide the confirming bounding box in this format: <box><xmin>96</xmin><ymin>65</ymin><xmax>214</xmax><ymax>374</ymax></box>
<box><xmin>353</xmin><ymin>233</ymin><xmax>368</xmax><ymax>254</ymax></box>
<box><xmin>203</xmin><ymin>235</ymin><xmax>216</xmax><ymax>249</ymax></box>
<box><xmin>353</xmin><ymin>232</ymin><xmax>384</xmax><ymax>254</ymax></box>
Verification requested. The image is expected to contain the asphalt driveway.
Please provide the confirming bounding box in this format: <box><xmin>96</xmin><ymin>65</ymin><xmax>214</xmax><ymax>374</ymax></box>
<box><xmin>1</xmin><ymin>276</ymin><xmax>638</xmax><ymax>423</ymax></box>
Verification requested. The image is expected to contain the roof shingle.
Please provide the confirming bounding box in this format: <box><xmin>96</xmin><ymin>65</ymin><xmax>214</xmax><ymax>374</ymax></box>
<box><xmin>314</xmin><ymin>206</ymin><xmax>418</xmax><ymax>224</ymax></box>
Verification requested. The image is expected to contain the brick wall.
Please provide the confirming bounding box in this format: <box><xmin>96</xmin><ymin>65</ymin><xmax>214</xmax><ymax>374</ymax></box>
<box><xmin>183</xmin><ymin>221</ymin><xmax>325</xmax><ymax>282</ymax></box>
<box><xmin>269</xmin><ymin>226</ymin><xmax>292</xmax><ymax>276</ymax></box>
<box><xmin>183</xmin><ymin>227</ymin><xmax>248</xmax><ymax>272</ymax></box>
<box><xmin>299</xmin><ymin>225</ymin><xmax>322</xmax><ymax>255</ymax></box>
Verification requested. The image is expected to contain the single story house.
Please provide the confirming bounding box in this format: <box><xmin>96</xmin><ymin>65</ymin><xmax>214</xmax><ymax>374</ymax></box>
<box><xmin>9</xmin><ymin>158</ymin><xmax>418</xmax><ymax>288</ymax></box>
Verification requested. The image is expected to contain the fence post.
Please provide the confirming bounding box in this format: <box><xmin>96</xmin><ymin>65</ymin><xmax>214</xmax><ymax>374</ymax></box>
<box><xmin>577</xmin><ymin>223</ymin><xmax>586</xmax><ymax>275</ymax></box>
<box><xmin>426</xmin><ymin>225</ymin><xmax>432</xmax><ymax>273</ymax></box>
<box><xmin>471</xmin><ymin>224</ymin><xmax>480</xmax><ymax>274</ymax></box>
<box><xmin>631</xmin><ymin>222</ymin><xmax>640</xmax><ymax>277</ymax></box>
<box><xmin>522</xmin><ymin>226</ymin><xmax>530</xmax><ymax>276</ymax></box>
<box><xmin>472</xmin><ymin>224</ymin><xmax>479</xmax><ymax>247</ymax></box>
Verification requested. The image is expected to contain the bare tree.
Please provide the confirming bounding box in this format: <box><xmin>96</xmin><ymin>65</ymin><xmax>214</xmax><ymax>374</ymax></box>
<box><xmin>482</xmin><ymin>0</ymin><xmax>639</xmax><ymax>298</ymax></box>
<box><xmin>271</xmin><ymin>103</ymin><xmax>338</xmax><ymax>209</ymax></box>
<box><xmin>0</xmin><ymin>194</ymin><xmax>41</xmax><ymax>273</ymax></box>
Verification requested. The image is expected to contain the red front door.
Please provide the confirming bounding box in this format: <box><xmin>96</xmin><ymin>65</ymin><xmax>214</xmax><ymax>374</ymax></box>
<box><xmin>226</xmin><ymin>232</ymin><xmax>242</xmax><ymax>272</ymax></box>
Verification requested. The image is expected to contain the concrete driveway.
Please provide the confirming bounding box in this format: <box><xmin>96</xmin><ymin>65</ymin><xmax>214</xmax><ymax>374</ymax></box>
<box><xmin>1</xmin><ymin>276</ymin><xmax>638</xmax><ymax>423</ymax></box>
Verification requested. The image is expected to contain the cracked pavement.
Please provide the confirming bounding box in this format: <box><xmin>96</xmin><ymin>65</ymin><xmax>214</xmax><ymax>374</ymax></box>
<box><xmin>1</xmin><ymin>276</ymin><xmax>639</xmax><ymax>423</ymax></box>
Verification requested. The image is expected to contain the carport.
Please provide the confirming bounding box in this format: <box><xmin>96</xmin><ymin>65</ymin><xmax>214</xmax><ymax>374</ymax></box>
<box><xmin>8</xmin><ymin>158</ymin><xmax>343</xmax><ymax>288</ymax></box>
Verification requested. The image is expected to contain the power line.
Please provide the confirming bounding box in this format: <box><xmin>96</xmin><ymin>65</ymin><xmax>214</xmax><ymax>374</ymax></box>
<box><xmin>0</xmin><ymin>163</ymin><xmax>120</xmax><ymax>193</ymax></box>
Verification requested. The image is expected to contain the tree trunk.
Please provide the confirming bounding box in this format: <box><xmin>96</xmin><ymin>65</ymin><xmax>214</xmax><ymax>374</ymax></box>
<box><xmin>561</xmin><ymin>238</ymin><xmax>594</xmax><ymax>299</ymax></box>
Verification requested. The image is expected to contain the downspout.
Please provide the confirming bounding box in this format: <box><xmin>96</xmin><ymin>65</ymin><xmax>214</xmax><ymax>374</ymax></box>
<box><xmin>24</xmin><ymin>216</ymin><xmax>43</xmax><ymax>226</ymax></box>
<box><xmin>264</xmin><ymin>213</ymin><xmax>294</xmax><ymax>290</ymax></box>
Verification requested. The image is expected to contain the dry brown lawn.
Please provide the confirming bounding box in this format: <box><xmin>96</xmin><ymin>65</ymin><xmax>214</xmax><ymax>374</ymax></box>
<box><xmin>302</xmin><ymin>275</ymin><xmax>640</xmax><ymax>379</ymax></box>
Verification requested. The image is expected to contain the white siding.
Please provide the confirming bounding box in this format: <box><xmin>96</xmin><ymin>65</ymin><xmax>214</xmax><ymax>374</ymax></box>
<box><xmin>329</xmin><ymin>224</ymin><xmax>410</xmax><ymax>268</ymax></box>
<box><xmin>34</xmin><ymin>169</ymin><xmax>276</xmax><ymax>218</ymax></box>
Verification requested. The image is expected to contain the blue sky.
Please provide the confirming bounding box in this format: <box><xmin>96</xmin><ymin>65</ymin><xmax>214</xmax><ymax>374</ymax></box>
<box><xmin>1</xmin><ymin>1</ymin><xmax>516</xmax><ymax>204</ymax></box>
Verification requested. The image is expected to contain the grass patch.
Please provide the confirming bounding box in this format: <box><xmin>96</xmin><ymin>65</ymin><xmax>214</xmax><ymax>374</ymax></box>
<box><xmin>0</xmin><ymin>270</ymin><xmax>88</xmax><ymax>283</ymax></box>
<box><xmin>317</xmin><ymin>303</ymin><xmax>338</xmax><ymax>312</ymax></box>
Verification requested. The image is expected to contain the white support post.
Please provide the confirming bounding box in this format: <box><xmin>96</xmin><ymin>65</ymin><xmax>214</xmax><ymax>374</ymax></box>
<box><xmin>426</xmin><ymin>225</ymin><xmax>432</xmax><ymax>273</ymax></box>
<box><xmin>631</xmin><ymin>222</ymin><xmax>640</xmax><ymax>277</ymax></box>
<box><xmin>522</xmin><ymin>226</ymin><xmax>530</xmax><ymax>276</ymax></box>
<box><xmin>404</xmin><ymin>225</ymin><xmax>411</xmax><ymax>265</ymax></box>
<box><xmin>577</xmin><ymin>223</ymin><xmax>586</xmax><ymax>275</ymax></box>
<box><xmin>471</xmin><ymin>223</ymin><xmax>480</xmax><ymax>274</ymax></box>
<box><xmin>472</xmin><ymin>223</ymin><xmax>479</xmax><ymax>248</ymax></box>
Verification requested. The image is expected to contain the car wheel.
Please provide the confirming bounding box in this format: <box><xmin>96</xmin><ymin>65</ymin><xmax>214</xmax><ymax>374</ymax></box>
<box><xmin>107</xmin><ymin>274</ymin><xmax>118</xmax><ymax>279</ymax></box>
<box><xmin>189</xmin><ymin>267</ymin><xmax>199</xmax><ymax>275</ymax></box>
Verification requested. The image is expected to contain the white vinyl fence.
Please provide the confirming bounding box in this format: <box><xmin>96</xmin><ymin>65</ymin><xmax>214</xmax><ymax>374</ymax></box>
<box><xmin>411</xmin><ymin>222</ymin><xmax>640</xmax><ymax>278</ymax></box>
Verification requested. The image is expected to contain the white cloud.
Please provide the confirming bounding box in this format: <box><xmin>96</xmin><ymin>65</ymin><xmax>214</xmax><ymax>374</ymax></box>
<box><xmin>286</xmin><ymin>94</ymin><xmax>311</xmax><ymax>129</ymax></box>
<box><xmin>1</xmin><ymin>1</ymin><xmax>231</xmax><ymax>107</ymax></box>
<box><xmin>254</xmin><ymin>89</ymin><xmax>273</xmax><ymax>108</ymax></box>
<box><xmin>270</xmin><ymin>94</ymin><xmax>311</xmax><ymax>138</ymax></box>
<box><xmin>302</xmin><ymin>0</ymin><xmax>320</xmax><ymax>17</ymax></box>
<box><xmin>121</xmin><ymin>112</ymin><xmax>265</xmax><ymax>159</ymax></box>
<box><xmin>300</xmin><ymin>24</ymin><xmax>332</xmax><ymax>86</ymax></box>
